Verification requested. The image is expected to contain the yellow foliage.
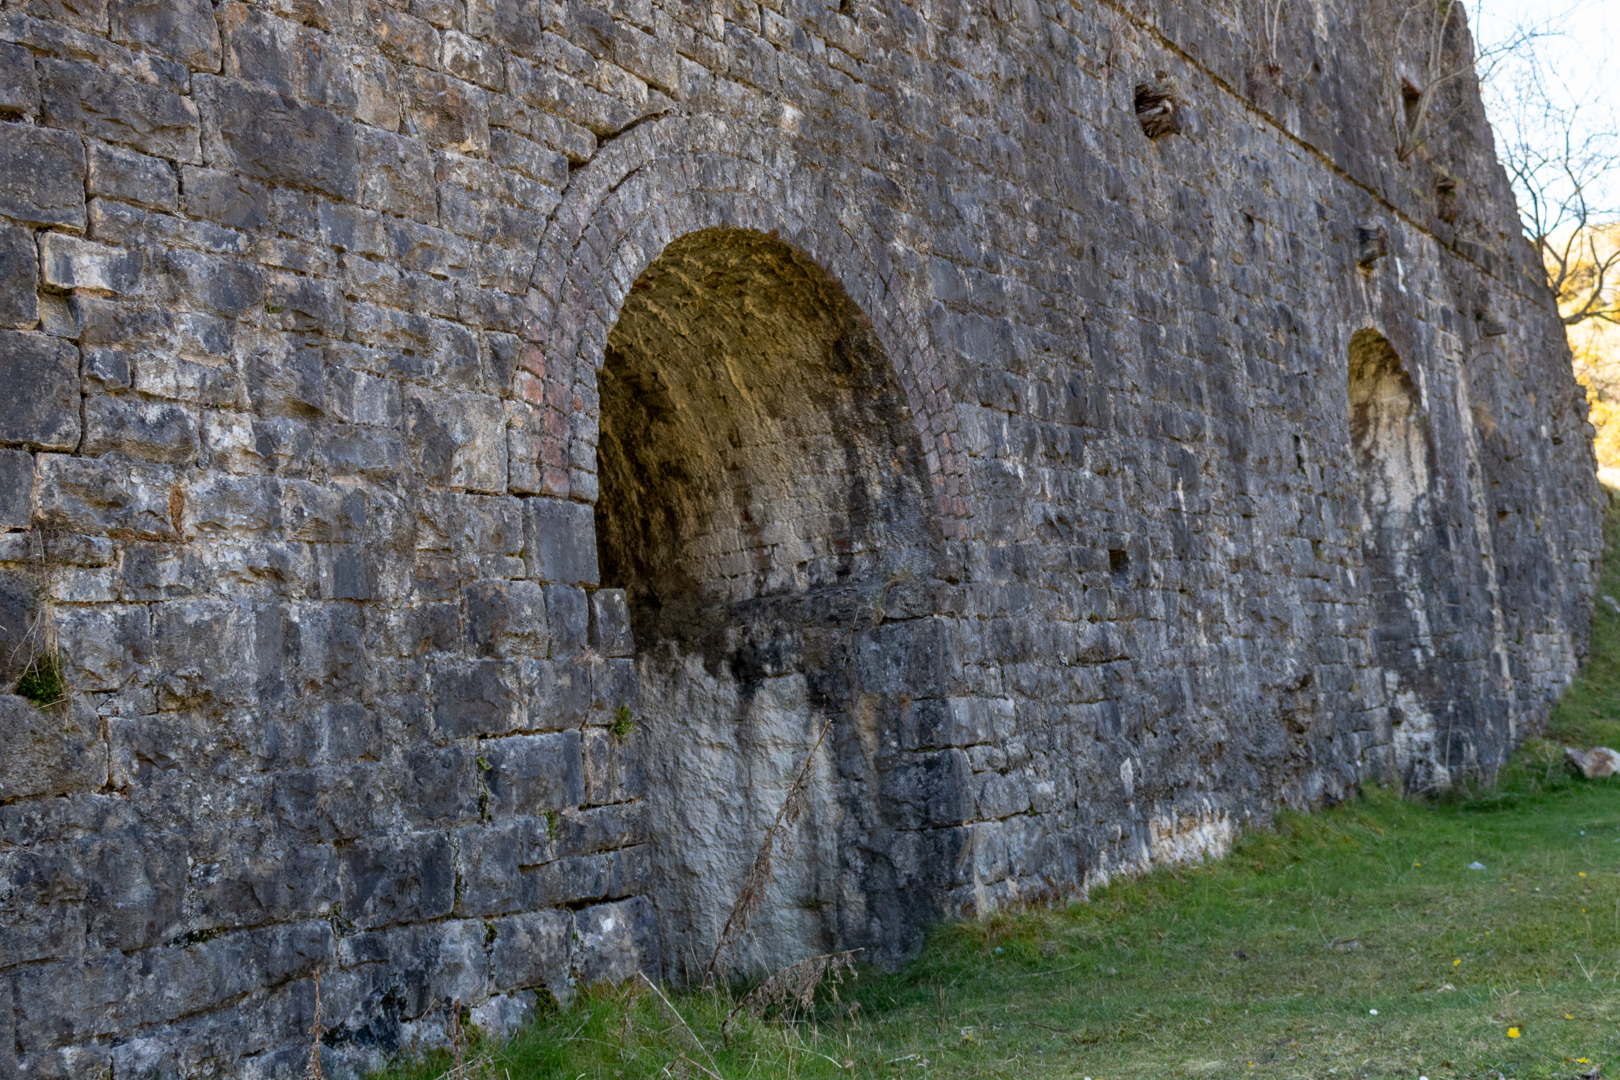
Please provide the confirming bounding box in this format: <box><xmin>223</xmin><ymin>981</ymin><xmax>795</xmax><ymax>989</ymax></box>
<box><xmin>1576</xmin><ymin>365</ymin><xmax>1620</xmax><ymax>470</ymax></box>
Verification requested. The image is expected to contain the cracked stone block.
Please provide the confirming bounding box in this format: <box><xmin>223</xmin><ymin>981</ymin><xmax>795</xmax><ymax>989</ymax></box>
<box><xmin>0</xmin><ymin>332</ymin><xmax>80</xmax><ymax>450</ymax></box>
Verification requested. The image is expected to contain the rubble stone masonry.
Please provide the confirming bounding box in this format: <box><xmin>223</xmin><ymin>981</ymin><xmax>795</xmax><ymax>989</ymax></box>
<box><xmin>0</xmin><ymin>0</ymin><xmax>1600</xmax><ymax>1075</ymax></box>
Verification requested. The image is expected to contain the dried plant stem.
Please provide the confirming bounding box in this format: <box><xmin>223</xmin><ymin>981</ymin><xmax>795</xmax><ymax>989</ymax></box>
<box><xmin>303</xmin><ymin>969</ymin><xmax>324</xmax><ymax>1080</ymax></box>
<box><xmin>721</xmin><ymin>949</ymin><xmax>860</xmax><ymax>1045</ymax></box>
<box><xmin>703</xmin><ymin>718</ymin><xmax>833</xmax><ymax>987</ymax></box>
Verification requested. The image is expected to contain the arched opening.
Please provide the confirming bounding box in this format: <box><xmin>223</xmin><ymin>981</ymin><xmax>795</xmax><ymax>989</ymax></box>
<box><xmin>594</xmin><ymin>228</ymin><xmax>940</xmax><ymax>980</ymax></box>
<box><xmin>1347</xmin><ymin>329</ymin><xmax>1443</xmax><ymax>788</ymax></box>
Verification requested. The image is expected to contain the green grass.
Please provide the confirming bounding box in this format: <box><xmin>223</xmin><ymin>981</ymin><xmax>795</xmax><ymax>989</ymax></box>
<box><xmin>378</xmin><ymin>494</ymin><xmax>1620</xmax><ymax>1080</ymax></box>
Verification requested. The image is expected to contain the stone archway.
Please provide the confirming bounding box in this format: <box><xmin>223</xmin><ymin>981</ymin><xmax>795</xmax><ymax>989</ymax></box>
<box><xmin>594</xmin><ymin>228</ymin><xmax>943</xmax><ymax>982</ymax></box>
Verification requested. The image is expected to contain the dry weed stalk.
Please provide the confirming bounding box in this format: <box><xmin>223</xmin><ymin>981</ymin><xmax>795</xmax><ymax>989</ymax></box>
<box><xmin>303</xmin><ymin>969</ymin><xmax>324</xmax><ymax>1080</ymax></box>
<box><xmin>702</xmin><ymin>717</ymin><xmax>833</xmax><ymax>986</ymax></box>
<box><xmin>721</xmin><ymin>949</ymin><xmax>860</xmax><ymax>1045</ymax></box>
<box><xmin>433</xmin><ymin>999</ymin><xmax>499</xmax><ymax>1080</ymax></box>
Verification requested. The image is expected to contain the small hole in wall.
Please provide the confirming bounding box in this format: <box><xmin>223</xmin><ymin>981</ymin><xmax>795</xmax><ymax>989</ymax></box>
<box><xmin>1401</xmin><ymin>81</ymin><xmax>1423</xmax><ymax>132</ymax></box>
<box><xmin>1109</xmin><ymin>549</ymin><xmax>1130</xmax><ymax>577</ymax></box>
<box><xmin>1435</xmin><ymin>173</ymin><xmax>1459</xmax><ymax>224</ymax></box>
<box><xmin>1135</xmin><ymin>74</ymin><xmax>1182</xmax><ymax>139</ymax></box>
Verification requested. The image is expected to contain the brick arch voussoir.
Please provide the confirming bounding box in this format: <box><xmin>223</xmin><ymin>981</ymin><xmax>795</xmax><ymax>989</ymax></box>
<box><xmin>519</xmin><ymin>116</ymin><xmax>975</xmax><ymax>534</ymax></box>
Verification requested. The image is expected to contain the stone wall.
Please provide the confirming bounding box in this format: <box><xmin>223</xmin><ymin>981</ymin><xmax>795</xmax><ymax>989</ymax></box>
<box><xmin>0</xmin><ymin>0</ymin><xmax>1599</xmax><ymax>1075</ymax></box>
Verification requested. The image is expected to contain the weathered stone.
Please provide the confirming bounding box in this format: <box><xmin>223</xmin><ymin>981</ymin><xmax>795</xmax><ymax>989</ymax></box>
<box><xmin>179</xmin><ymin>166</ymin><xmax>269</xmax><ymax>230</ymax></box>
<box><xmin>484</xmin><ymin>731</ymin><xmax>584</xmax><ymax>814</ymax></box>
<box><xmin>0</xmin><ymin>332</ymin><xmax>80</xmax><ymax>451</ymax></box>
<box><xmin>109</xmin><ymin>0</ymin><xmax>222</xmax><ymax>71</ymax></box>
<box><xmin>38</xmin><ymin>59</ymin><xmax>201</xmax><ymax>162</ymax></box>
<box><xmin>522</xmin><ymin>497</ymin><xmax>598</xmax><ymax>586</ymax></box>
<box><xmin>0</xmin><ymin>122</ymin><xmax>85</xmax><ymax>227</ymax></box>
<box><xmin>0</xmin><ymin>694</ymin><xmax>107</xmax><ymax>799</ymax></box>
<box><xmin>82</xmin><ymin>395</ymin><xmax>199</xmax><ymax>463</ymax></box>
<box><xmin>87</xmin><ymin>141</ymin><xmax>179</xmax><ymax>210</ymax></box>
<box><xmin>39</xmin><ymin>234</ymin><xmax>141</xmax><ymax>295</ymax></box>
<box><xmin>355</xmin><ymin>125</ymin><xmax>436</xmax><ymax>219</ymax></box>
<box><xmin>0</xmin><ymin>448</ymin><xmax>32</xmax><ymax>528</ymax></box>
<box><xmin>430</xmin><ymin>658</ymin><xmax>521</xmax><ymax>738</ymax></box>
<box><xmin>0</xmin><ymin>223</ymin><xmax>39</xmax><ymax>329</ymax></box>
<box><xmin>1564</xmin><ymin>745</ymin><xmax>1620</xmax><ymax>779</ymax></box>
<box><xmin>571</xmin><ymin>896</ymin><xmax>659</xmax><ymax>986</ymax></box>
<box><xmin>195</xmin><ymin>77</ymin><xmax>358</xmax><ymax>200</ymax></box>
<box><xmin>0</xmin><ymin>42</ymin><xmax>40</xmax><ymax>118</ymax></box>
<box><xmin>488</xmin><ymin>908</ymin><xmax>570</xmax><ymax>994</ymax></box>
<box><xmin>587</xmin><ymin>587</ymin><xmax>632</xmax><ymax>657</ymax></box>
<box><xmin>34</xmin><ymin>453</ymin><xmax>176</xmax><ymax>534</ymax></box>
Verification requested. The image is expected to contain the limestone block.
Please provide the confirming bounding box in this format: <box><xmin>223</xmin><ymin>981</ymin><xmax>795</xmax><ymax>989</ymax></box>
<box><xmin>339</xmin><ymin>832</ymin><xmax>456</xmax><ymax>929</ymax></box>
<box><xmin>488</xmin><ymin>908</ymin><xmax>571</xmax><ymax>995</ymax></box>
<box><xmin>109</xmin><ymin>0</ymin><xmax>222</xmax><ymax>69</ymax></box>
<box><xmin>571</xmin><ymin>896</ymin><xmax>659</xmax><ymax>987</ymax></box>
<box><xmin>0</xmin><ymin>42</ymin><xmax>39</xmax><ymax>117</ymax></box>
<box><xmin>581</xmin><ymin>727</ymin><xmax>640</xmax><ymax>805</ymax></box>
<box><xmin>403</xmin><ymin>743</ymin><xmax>478</xmax><ymax>825</ymax></box>
<box><xmin>180</xmin><ymin>835</ymin><xmax>338</xmax><ymax>927</ymax></box>
<box><xmin>402</xmin><ymin>67</ymin><xmax>490</xmax><ymax>155</ymax></box>
<box><xmin>336</xmin><ymin>919</ymin><xmax>488</xmax><ymax>1018</ymax></box>
<box><xmin>430</xmin><ymin>658</ymin><xmax>522</xmax><ymax>738</ymax></box>
<box><xmin>442</xmin><ymin>30</ymin><xmax>505</xmax><ymax>91</ymax></box>
<box><xmin>0</xmin><ymin>223</ymin><xmax>38</xmax><ymax>329</ymax></box>
<box><xmin>455</xmin><ymin>822</ymin><xmax>524</xmax><ymax>915</ymax></box>
<box><xmin>0</xmin><ymin>695</ymin><xmax>107</xmax><ymax>800</ymax></box>
<box><xmin>218</xmin><ymin>4</ymin><xmax>356</xmax><ymax>113</ymax></box>
<box><xmin>521</xmin><ymin>496</ymin><xmax>599</xmax><ymax>585</ymax></box>
<box><xmin>543</xmin><ymin>584</ymin><xmax>587</xmax><ymax>657</ymax></box>
<box><xmin>39</xmin><ymin>234</ymin><xmax>141</xmax><ymax>296</ymax></box>
<box><xmin>356</xmin><ymin>124</ymin><xmax>436</xmax><ymax>219</ymax></box>
<box><xmin>467</xmin><ymin>0</ymin><xmax>543</xmax><ymax>53</ymax></box>
<box><xmin>899</xmin><ymin>697</ymin><xmax>1002</xmax><ymax>750</ymax></box>
<box><xmin>588</xmin><ymin>657</ymin><xmax>634</xmax><ymax>723</ymax></box>
<box><xmin>405</xmin><ymin>388</ymin><xmax>507</xmax><ymax>491</ymax></box>
<box><xmin>82</xmin><ymin>395</ymin><xmax>199</xmax><ymax>464</ymax></box>
<box><xmin>80</xmin><ymin>827</ymin><xmax>189</xmax><ymax>952</ymax></box>
<box><xmin>195</xmin><ymin>77</ymin><xmax>358</xmax><ymax>200</ymax></box>
<box><xmin>179</xmin><ymin>166</ymin><xmax>269</xmax><ymax>230</ymax></box>
<box><xmin>38</xmin><ymin>60</ymin><xmax>201</xmax><ymax>162</ymax></box>
<box><xmin>47</xmin><ymin>603</ymin><xmax>151</xmax><ymax>693</ymax></box>
<box><xmin>166</xmin><ymin>249</ymin><xmax>262</xmax><ymax>317</ymax></box>
<box><xmin>880</xmin><ymin>749</ymin><xmax>974</xmax><ymax>830</ymax></box>
<box><xmin>0</xmin><ymin>333</ymin><xmax>80</xmax><ymax>451</ymax></box>
<box><xmin>0</xmin><ymin>448</ymin><xmax>32</xmax><ymax>528</ymax></box>
<box><xmin>587</xmin><ymin>588</ymin><xmax>632</xmax><ymax>657</ymax></box>
<box><xmin>468</xmin><ymin>993</ymin><xmax>533</xmax><ymax>1041</ymax></box>
<box><xmin>36</xmin><ymin>453</ymin><xmax>177</xmax><ymax>534</ymax></box>
<box><xmin>464</xmin><ymin>578</ymin><xmax>548</xmax><ymax>658</ymax></box>
<box><xmin>484</xmin><ymin>731</ymin><xmax>584</xmax><ymax>814</ymax></box>
<box><xmin>0</xmin><ymin>122</ymin><xmax>85</xmax><ymax>228</ymax></box>
<box><xmin>183</xmin><ymin>474</ymin><xmax>278</xmax><ymax>536</ymax></box>
<box><xmin>270</xmin><ymin>765</ymin><xmax>395</xmax><ymax>842</ymax></box>
<box><xmin>87</xmin><ymin>141</ymin><xmax>178</xmax><ymax>211</ymax></box>
<box><xmin>0</xmin><ymin>847</ymin><xmax>88</xmax><ymax>966</ymax></box>
<box><xmin>523</xmin><ymin>657</ymin><xmax>590</xmax><ymax>731</ymax></box>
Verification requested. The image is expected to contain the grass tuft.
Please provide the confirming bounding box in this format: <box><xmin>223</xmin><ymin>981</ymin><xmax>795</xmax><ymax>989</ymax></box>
<box><xmin>16</xmin><ymin>649</ymin><xmax>66</xmax><ymax>708</ymax></box>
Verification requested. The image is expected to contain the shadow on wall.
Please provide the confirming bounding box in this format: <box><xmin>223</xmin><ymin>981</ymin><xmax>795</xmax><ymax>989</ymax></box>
<box><xmin>1346</xmin><ymin>328</ymin><xmax>1448</xmax><ymax>791</ymax></box>
<box><xmin>593</xmin><ymin>228</ymin><xmax>945</xmax><ymax>982</ymax></box>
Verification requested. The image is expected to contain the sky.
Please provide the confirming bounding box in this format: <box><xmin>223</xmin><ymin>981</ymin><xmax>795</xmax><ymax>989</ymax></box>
<box><xmin>1471</xmin><ymin>0</ymin><xmax>1619</xmax><ymax>224</ymax></box>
